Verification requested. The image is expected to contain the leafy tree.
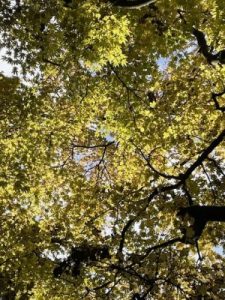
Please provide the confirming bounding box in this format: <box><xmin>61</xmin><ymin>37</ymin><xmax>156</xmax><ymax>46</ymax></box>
<box><xmin>0</xmin><ymin>0</ymin><xmax>225</xmax><ymax>299</ymax></box>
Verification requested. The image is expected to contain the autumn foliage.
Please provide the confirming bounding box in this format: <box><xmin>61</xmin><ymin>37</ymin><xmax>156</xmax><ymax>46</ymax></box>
<box><xmin>0</xmin><ymin>0</ymin><xmax>225</xmax><ymax>299</ymax></box>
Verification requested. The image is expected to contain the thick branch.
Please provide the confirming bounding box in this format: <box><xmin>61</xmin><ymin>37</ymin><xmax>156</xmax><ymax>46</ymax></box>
<box><xmin>178</xmin><ymin>206</ymin><xmax>225</xmax><ymax>243</ymax></box>
<box><xmin>212</xmin><ymin>90</ymin><xmax>225</xmax><ymax>112</ymax></box>
<box><xmin>192</xmin><ymin>28</ymin><xmax>225</xmax><ymax>64</ymax></box>
<box><xmin>180</xmin><ymin>129</ymin><xmax>225</xmax><ymax>181</ymax></box>
<box><xmin>119</xmin><ymin>219</ymin><xmax>134</xmax><ymax>253</ymax></box>
<box><xmin>179</xmin><ymin>206</ymin><xmax>225</xmax><ymax>223</ymax></box>
<box><xmin>109</xmin><ymin>0</ymin><xmax>156</xmax><ymax>9</ymax></box>
<box><xmin>192</xmin><ymin>28</ymin><xmax>215</xmax><ymax>63</ymax></box>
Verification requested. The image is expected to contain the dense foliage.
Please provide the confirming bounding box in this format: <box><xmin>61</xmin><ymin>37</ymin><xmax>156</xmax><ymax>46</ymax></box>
<box><xmin>0</xmin><ymin>0</ymin><xmax>225</xmax><ymax>299</ymax></box>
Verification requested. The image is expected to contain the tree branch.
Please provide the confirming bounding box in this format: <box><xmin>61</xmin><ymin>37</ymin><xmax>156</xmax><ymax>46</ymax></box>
<box><xmin>178</xmin><ymin>205</ymin><xmax>225</xmax><ymax>243</ymax></box>
<box><xmin>143</xmin><ymin>237</ymin><xmax>183</xmax><ymax>259</ymax></box>
<box><xmin>179</xmin><ymin>129</ymin><xmax>225</xmax><ymax>181</ymax></box>
<box><xmin>207</xmin><ymin>156</ymin><xmax>225</xmax><ymax>176</ymax></box>
<box><xmin>109</xmin><ymin>0</ymin><xmax>156</xmax><ymax>9</ymax></box>
<box><xmin>118</xmin><ymin>129</ymin><xmax>225</xmax><ymax>253</ymax></box>
<box><xmin>135</xmin><ymin>145</ymin><xmax>180</xmax><ymax>180</ymax></box>
<box><xmin>42</xmin><ymin>58</ymin><xmax>62</xmax><ymax>67</ymax></box>
<box><xmin>71</xmin><ymin>141</ymin><xmax>114</xmax><ymax>149</ymax></box>
<box><xmin>192</xmin><ymin>28</ymin><xmax>225</xmax><ymax>64</ymax></box>
<box><xmin>212</xmin><ymin>90</ymin><xmax>225</xmax><ymax>112</ymax></box>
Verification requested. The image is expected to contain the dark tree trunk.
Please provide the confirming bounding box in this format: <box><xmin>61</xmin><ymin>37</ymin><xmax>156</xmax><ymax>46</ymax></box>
<box><xmin>179</xmin><ymin>206</ymin><xmax>225</xmax><ymax>222</ymax></box>
<box><xmin>178</xmin><ymin>206</ymin><xmax>225</xmax><ymax>242</ymax></box>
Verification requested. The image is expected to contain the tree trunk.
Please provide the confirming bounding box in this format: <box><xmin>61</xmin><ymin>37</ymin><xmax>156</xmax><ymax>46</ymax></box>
<box><xmin>179</xmin><ymin>206</ymin><xmax>225</xmax><ymax>222</ymax></box>
<box><xmin>178</xmin><ymin>206</ymin><xmax>225</xmax><ymax>242</ymax></box>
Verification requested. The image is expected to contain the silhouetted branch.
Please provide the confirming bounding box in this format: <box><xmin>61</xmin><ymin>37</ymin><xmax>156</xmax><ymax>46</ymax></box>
<box><xmin>182</xmin><ymin>184</ymin><xmax>194</xmax><ymax>206</ymax></box>
<box><xmin>118</xmin><ymin>129</ymin><xmax>225</xmax><ymax>252</ymax></box>
<box><xmin>143</xmin><ymin>237</ymin><xmax>183</xmax><ymax>259</ymax></box>
<box><xmin>110</xmin><ymin>65</ymin><xmax>143</xmax><ymax>100</ymax></box>
<box><xmin>179</xmin><ymin>129</ymin><xmax>225</xmax><ymax>181</ymax></box>
<box><xmin>42</xmin><ymin>58</ymin><xmax>62</xmax><ymax>67</ymax></box>
<box><xmin>195</xmin><ymin>241</ymin><xmax>203</xmax><ymax>261</ymax></box>
<box><xmin>207</xmin><ymin>156</ymin><xmax>225</xmax><ymax>176</ymax></box>
<box><xmin>212</xmin><ymin>90</ymin><xmax>225</xmax><ymax>112</ymax></box>
<box><xmin>192</xmin><ymin>28</ymin><xmax>225</xmax><ymax>64</ymax></box>
<box><xmin>178</xmin><ymin>205</ymin><xmax>225</xmax><ymax>243</ymax></box>
<box><xmin>135</xmin><ymin>145</ymin><xmax>180</xmax><ymax>180</ymax></box>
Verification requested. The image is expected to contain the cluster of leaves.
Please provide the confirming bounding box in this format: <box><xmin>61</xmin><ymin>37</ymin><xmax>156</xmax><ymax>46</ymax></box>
<box><xmin>0</xmin><ymin>0</ymin><xmax>225</xmax><ymax>299</ymax></box>
<box><xmin>53</xmin><ymin>245</ymin><xmax>110</xmax><ymax>278</ymax></box>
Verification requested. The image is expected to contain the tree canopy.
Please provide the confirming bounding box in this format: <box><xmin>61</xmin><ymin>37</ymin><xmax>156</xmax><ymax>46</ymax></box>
<box><xmin>0</xmin><ymin>0</ymin><xmax>225</xmax><ymax>299</ymax></box>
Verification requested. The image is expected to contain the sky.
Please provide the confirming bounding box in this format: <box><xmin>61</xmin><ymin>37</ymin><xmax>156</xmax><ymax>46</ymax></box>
<box><xmin>0</xmin><ymin>48</ymin><xmax>13</xmax><ymax>76</ymax></box>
